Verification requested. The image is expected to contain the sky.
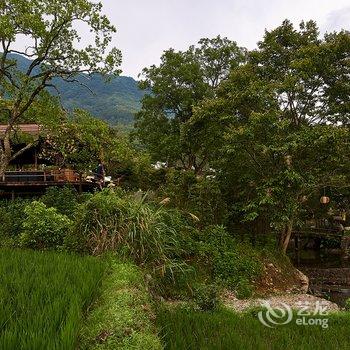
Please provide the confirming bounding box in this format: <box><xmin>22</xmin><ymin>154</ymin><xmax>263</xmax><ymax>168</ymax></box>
<box><xmin>98</xmin><ymin>0</ymin><xmax>350</xmax><ymax>78</ymax></box>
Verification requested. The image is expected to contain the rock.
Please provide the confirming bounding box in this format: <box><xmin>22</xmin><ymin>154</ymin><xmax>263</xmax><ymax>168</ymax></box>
<box><xmin>223</xmin><ymin>293</ymin><xmax>339</xmax><ymax>313</ymax></box>
<box><xmin>295</xmin><ymin>269</ymin><xmax>309</xmax><ymax>293</ymax></box>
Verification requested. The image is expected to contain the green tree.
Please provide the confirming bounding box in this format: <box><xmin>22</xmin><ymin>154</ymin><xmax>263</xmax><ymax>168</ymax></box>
<box><xmin>219</xmin><ymin>113</ymin><xmax>350</xmax><ymax>252</ymax></box>
<box><xmin>134</xmin><ymin>36</ymin><xmax>245</xmax><ymax>173</ymax></box>
<box><xmin>249</xmin><ymin>19</ymin><xmax>350</xmax><ymax>126</ymax></box>
<box><xmin>43</xmin><ymin>109</ymin><xmax>112</xmax><ymax>172</ymax></box>
<box><xmin>0</xmin><ymin>0</ymin><xmax>121</xmax><ymax>174</ymax></box>
<box><xmin>190</xmin><ymin>20</ymin><xmax>350</xmax><ymax>251</ymax></box>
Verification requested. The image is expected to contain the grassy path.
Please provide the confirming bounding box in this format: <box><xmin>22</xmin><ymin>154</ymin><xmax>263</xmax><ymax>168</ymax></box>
<box><xmin>78</xmin><ymin>259</ymin><xmax>162</xmax><ymax>350</ymax></box>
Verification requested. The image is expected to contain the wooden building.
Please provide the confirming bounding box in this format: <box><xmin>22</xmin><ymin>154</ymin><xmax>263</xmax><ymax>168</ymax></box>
<box><xmin>0</xmin><ymin>124</ymin><xmax>99</xmax><ymax>198</ymax></box>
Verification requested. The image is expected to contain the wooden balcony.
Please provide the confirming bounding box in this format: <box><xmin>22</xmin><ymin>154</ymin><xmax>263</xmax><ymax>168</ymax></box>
<box><xmin>0</xmin><ymin>169</ymin><xmax>99</xmax><ymax>198</ymax></box>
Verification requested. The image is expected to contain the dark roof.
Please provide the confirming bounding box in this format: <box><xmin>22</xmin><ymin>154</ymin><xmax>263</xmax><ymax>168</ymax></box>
<box><xmin>0</xmin><ymin>124</ymin><xmax>41</xmax><ymax>137</ymax></box>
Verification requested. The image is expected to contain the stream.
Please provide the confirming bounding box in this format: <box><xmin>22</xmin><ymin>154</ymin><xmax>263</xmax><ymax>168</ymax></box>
<box><xmin>293</xmin><ymin>249</ymin><xmax>350</xmax><ymax>307</ymax></box>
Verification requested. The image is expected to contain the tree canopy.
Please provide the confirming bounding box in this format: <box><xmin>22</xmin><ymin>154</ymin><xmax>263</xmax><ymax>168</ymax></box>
<box><xmin>0</xmin><ymin>0</ymin><xmax>121</xmax><ymax>173</ymax></box>
<box><xmin>134</xmin><ymin>36</ymin><xmax>245</xmax><ymax>173</ymax></box>
<box><xmin>135</xmin><ymin>20</ymin><xmax>350</xmax><ymax>251</ymax></box>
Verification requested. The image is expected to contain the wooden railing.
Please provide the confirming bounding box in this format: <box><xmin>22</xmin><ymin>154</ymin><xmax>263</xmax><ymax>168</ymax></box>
<box><xmin>0</xmin><ymin>169</ymin><xmax>79</xmax><ymax>183</ymax></box>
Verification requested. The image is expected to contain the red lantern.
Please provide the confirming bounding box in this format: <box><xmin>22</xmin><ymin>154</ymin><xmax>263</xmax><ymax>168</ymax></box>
<box><xmin>320</xmin><ymin>196</ymin><xmax>330</xmax><ymax>204</ymax></box>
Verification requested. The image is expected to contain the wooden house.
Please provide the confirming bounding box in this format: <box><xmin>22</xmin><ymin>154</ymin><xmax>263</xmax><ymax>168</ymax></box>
<box><xmin>0</xmin><ymin>124</ymin><xmax>99</xmax><ymax>198</ymax></box>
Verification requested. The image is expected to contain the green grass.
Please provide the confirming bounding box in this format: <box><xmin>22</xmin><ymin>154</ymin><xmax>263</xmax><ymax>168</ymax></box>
<box><xmin>157</xmin><ymin>306</ymin><xmax>350</xmax><ymax>350</ymax></box>
<box><xmin>0</xmin><ymin>249</ymin><xmax>105</xmax><ymax>350</ymax></box>
<box><xmin>78</xmin><ymin>259</ymin><xmax>162</xmax><ymax>350</ymax></box>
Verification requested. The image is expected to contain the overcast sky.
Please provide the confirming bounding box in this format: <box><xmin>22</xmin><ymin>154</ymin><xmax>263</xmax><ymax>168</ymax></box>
<box><xmin>11</xmin><ymin>0</ymin><xmax>350</xmax><ymax>78</ymax></box>
<box><xmin>98</xmin><ymin>0</ymin><xmax>350</xmax><ymax>78</ymax></box>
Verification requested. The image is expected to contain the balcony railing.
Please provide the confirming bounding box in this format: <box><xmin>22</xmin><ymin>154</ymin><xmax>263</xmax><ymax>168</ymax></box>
<box><xmin>0</xmin><ymin>169</ymin><xmax>79</xmax><ymax>183</ymax></box>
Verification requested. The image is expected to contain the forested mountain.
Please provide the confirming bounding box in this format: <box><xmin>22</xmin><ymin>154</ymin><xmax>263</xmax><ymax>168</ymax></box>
<box><xmin>10</xmin><ymin>54</ymin><xmax>144</xmax><ymax>124</ymax></box>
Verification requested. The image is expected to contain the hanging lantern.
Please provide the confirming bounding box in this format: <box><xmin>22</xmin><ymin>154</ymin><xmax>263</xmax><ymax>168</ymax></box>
<box><xmin>320</xmin><ymin>196</ymin><xmax>330</xmax><ymax>204</ymax></box>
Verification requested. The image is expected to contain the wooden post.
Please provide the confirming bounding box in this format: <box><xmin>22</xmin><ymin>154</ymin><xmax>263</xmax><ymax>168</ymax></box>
<box><xmin>35</xmin><ymin>149</ymin><xmax>38</xmax><ymax>170</ymax></box>
<box><xmin>11</xmin><ymin>190</ymin><xmax>15</xmax><ymax>201</ymax></box>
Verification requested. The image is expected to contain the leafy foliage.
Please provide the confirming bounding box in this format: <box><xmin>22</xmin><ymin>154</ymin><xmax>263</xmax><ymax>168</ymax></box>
<box><xmin>40</xmin><ymin>186</ymin><xmax>79</xmax><ymax>218</ymax></box>
<box><xmin>20</xmin><ymin>201</ymin><xmax>72</xmax><ymax>249</ymax></box>
<box><xmin>161</xmin><ymin>169</ymin><xmax>227</xmax><ymax>227</ymax></box>
<box><xmin>193</xmin><ymin>225</ymin><xmax>262</xmax><ymax>298</ymax></box>
<box><xmin>0</xmin><ymin>0</ymin><xmax>121</xmax><ymax>173</ymax></box>
<box><xmin>134</xmin><ymin>36</ymin><xmax>245</xmax><ymax>172</ymax></box>
<box><xmin>193</xmin><ymin>283</ymin><xmax>219</xmax><ymax>311</ymax></box>
<box><xmin>0</xmin><ymin>199</ymin><xmax>29</xmax><ymax>244</ymax></box>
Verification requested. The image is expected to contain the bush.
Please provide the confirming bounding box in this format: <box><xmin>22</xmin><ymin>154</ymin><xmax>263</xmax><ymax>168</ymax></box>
<box><xmin>193</xmin><ymin>283</ymin><xmax>219</xmax><ymax>311</ymax></box>
<box><xmin>193</xmin><ymin>226</ymin><xmax>263</xmax><ymax>299</ymax></box>
<box><xmin>20</xmin><ymin>201</ymin><xmax>72</xmax><ymax>249</ymax></box>
<box><xmin>0</xmin><ymin>199</ymin><xmax>30</xmax><ymax>242</ymax></box>
<box><xmin>162</xmin><ymin>170</ymin><xmax>227</xmax><ymax>227</ymax></box>
<box><xmin>67</xmin><ymin>189</ymin><xmax>188</xmax><ymax>273</ymax></box>
<box><xmin>345</xmin><ymin>298</ymin><xmax>350</xmax><ymax>311</ymax></box>
<box><xmin>40</xmin><ymin>186</ymin><xmax>79</xmax><ymax>218</ymax></box>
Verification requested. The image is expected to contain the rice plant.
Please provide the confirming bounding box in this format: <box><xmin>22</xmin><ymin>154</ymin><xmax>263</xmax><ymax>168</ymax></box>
<box><xmin>157</xmin><ymin>306</ymin><xmax>350</xmax><ymax>350</ymax></box>
<box><xmin>0</xmin><ymin>249</ymin><xmax>105</xmax><ymax>350</ymax></box>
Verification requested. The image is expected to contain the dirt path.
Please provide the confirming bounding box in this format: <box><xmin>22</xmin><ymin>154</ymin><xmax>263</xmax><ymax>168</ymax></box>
<box><xmin>222</xmin><ymin>291</ymin><xmax>340</xmax><ymax>312</ymax></box>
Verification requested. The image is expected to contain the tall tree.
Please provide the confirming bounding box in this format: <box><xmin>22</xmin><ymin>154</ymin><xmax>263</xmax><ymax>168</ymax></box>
<box><xmin>0</xmin><ymin>0</ymin><xmax>122</xmax><ymax>174</ymax></box>
<box><xmin>134</xmin><ymin>36</ymin><xmax>245</xmax><ymax>173</ymax></box>
<box><xmin>250</xmin><ymin>19</ymin><xmax>350</xmax><ymax>126</ymax></box>
<box><xmin>189</xmin><ymin>20</ymin><xmax>350</xmax><ymax>251</ymax></box>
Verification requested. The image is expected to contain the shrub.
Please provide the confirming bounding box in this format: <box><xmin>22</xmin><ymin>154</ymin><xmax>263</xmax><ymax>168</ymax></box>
<box><xmin>345</xmin><ymin>298</ymin><xmax>350</xmax><ymax>311</ymax></box>
<box><xmin>0</xmin><ymin>199</ymin><xmax>30</xmax><ymax>241</ymax></box>
<box><xmin>67</xmin><ymin>189</ymin><xmax>188</xmax><ymax>273</ymax></box>
<box><xmin>193</xmin><ymin>283</ymin><xmax>219</xmax><ymax>311</ymax></box>
<box><xmin>188</xmin><ymin>177</ymin><xmax>227</xmax><ymax>227</ymax></box>
<box><xmin>40</xmin><ymin>186</ymin><xmax>79</xmax><ymax>218</ymax></box>
<box><xmin>162</xmin><ymin>170</ymin><xmax>227</xmax><ymax>227</ymax></box>
<box><xmin>20</xmin><ymin>201</ymin><xmax>72</xmax><ymax>249</ymax></box>
<box><xmin>193</xmin><ymin>225</ymin><xmax>263</xmax><ymax>299</ymax></box>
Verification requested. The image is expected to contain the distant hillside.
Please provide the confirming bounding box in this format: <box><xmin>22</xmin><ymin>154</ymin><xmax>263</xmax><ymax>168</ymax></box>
<box><xmin>8</xmin><ymin>54</ymin><xmax>145</xmax><ymax>124</ymax></box>
<box><xmin>54</xmin><ymin>74</ymin><xmax>145</xmax><ymax>124</ymax></box>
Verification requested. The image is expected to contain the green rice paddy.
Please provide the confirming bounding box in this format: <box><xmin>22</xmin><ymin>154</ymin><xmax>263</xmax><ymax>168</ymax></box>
<box><xmin>157</xmin><ymin>306</ymin><xmax>350</xmax><ymax>350</ymax></box>
<box><xmin>0</xmin><ymin>249</ymin><xmax>105</xmax><ymax>350</ymax></box>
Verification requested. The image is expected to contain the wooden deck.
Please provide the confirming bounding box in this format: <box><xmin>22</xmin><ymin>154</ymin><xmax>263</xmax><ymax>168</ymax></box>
<box><xmin>0</xmin><ymin>170</ymin><xmax>100</xmax><ymax>197</ymax></box>
<box><xmin>293</xmin><ymin>228</ymin><xmax>344</xmax><ymax>238</ymax></box>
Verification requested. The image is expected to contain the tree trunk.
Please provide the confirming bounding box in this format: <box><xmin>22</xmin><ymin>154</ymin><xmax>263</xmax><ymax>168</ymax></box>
<box><xmin>0</xmin><ymin>139</ymin><xmax>11</xmax><ymax>176</ymax></box>
<box><xmin>279</xmin><ymin>221</ymin><xmax>293</xmax><ymax>253</ymax></box>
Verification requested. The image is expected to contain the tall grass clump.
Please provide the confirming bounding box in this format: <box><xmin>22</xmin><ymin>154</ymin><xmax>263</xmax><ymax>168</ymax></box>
<box><xmin>0</xmin><ymin>249</ymin><xmax>105</xmax><ymax>350</ymax></box>
<box><xmin>67</xmin><ymin>189</ymin><xmax>188</xmax><ymax>274</ymax></box>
